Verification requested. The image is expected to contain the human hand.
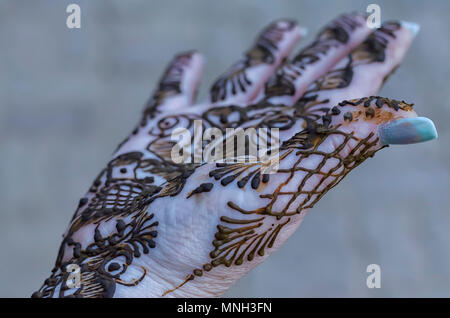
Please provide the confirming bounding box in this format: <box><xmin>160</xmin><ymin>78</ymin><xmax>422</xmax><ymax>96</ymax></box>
<box><xmin>33</xmin><ymin>12</ymin><xmax>437</xmax><ymax>298</ymax></box>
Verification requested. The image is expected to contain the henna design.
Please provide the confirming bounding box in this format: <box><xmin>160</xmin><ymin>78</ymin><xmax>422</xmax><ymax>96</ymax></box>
<box><xmin>187</xmin><ymin>183</ymin><xmax>214</xmax><ymax>198</ymax></box>
<box><xmin>208</xmin><ymin>216</ymin><xmax>291</xmax><ymax>267</ymax></box>
<box><xmin>202</xmin><ymin>103</ymin><xmax>296</xmax><ymax>130</ymax></box>
<box><xmin>265</xmin><ymin>12</ymin><xmax>364</xmax><ymax>97</ymax></box>
<box><xmin>219</xmin><ymin>96</ymin><xmax>413</xmax><ymax>218</ymax></box>
<box><xmin>209</xmin><ymin>162</ymin><xmax>271</xmax><ymax>190</ymax></box>
<box><xmin>210</xmin><ymin>20</ymin><xmax>297</xmax><ymax>102</ymax></box>
<box><xmin>32</xmin><ymin>211</ymin><xmax>158</xmax><ymax>298</ymax></box>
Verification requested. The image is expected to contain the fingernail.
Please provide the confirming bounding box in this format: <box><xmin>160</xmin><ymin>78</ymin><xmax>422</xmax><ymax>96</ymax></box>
<box><xmin>400</xmin><ymin>20</ymin><xmax>421</xmax><ymax>37</ymax></box>
<box><xmin>379</xmin><ymin>117</ymin><xmax>437</xmax><ymax>145</ymax></box>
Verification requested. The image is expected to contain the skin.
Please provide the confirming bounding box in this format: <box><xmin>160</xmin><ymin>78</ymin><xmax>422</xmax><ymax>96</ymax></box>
<box><xmin>33</xmin><ymin>12</ymin><xmax>432</xmax><ymax>298</ymax></box>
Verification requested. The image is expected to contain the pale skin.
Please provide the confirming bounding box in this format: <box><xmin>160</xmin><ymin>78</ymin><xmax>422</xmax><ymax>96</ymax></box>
<box><xmin>33</xmin><ymin>12</ymin><xmax>437</xmax><ymax>298</ymax></box>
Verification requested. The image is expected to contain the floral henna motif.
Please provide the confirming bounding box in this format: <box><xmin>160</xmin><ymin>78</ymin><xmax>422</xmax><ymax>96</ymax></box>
<box><xmin>170</xmin><ymin>97</ymin><xmax>414</xmax><ymax>293</ymax></box>
<box><xmin>33</xmin><ymin>211</ymin><xmax>158</xmax><ymax>298</ymax></box>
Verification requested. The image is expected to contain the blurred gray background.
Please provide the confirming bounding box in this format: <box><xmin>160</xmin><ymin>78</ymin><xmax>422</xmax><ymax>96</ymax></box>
<box><xmin>1</xmin><ymin>0</ymin><xmax>449</xmax><ymax>297</ymax></box>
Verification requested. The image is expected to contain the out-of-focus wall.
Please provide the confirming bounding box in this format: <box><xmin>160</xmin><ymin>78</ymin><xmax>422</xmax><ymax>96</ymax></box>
<box><xmin>0</xmin><ymin>0</ymin><xmax>449</xmax><ymax>297</ymax></box>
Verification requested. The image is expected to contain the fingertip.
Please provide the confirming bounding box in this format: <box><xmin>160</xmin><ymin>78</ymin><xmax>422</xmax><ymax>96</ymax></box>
<box><xmin>298</xmin><ymin>26</ymin><xmax>308</xmax><ymax>37</ymax></box>
<box><xmin>275</xmin><ymin>19</ymin><xmax>306</xmax><ymax>37</ymax></box>
<box><xmin>145</xmin><ymin>50</ymin><xmax>205</xmax><ymax>116</ymax></box>
<box><xmin>400</xmin><ymin>20</ymin><xmax>421</xmax><ymax>38</ymax></box>
<box><xmin>184</xmin><ymin>51</ymin><xmax>205</xmax><ymax>104</ymax></box>
<box><xmin>188</xmin><ymin>51</ymin><xmax>206</xmax><ymax>77</ymax></box>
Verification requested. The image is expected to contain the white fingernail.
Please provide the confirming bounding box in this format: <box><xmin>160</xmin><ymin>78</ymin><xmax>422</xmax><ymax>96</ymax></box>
<box><xmin>400</xmin><ymin>20</ymin><xmax>421</xmax><ymax>37</ymax></box>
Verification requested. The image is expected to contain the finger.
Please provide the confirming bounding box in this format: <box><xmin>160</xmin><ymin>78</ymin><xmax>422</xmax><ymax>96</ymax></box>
<box><xmin>114</xmin><ymin>51</ymin><xmax>203</xmax><ymax>156</ymax></box>
<box><xmin>144</xmin><ymin>50</ymin><xmax>204</xmax><ymax>118</ymax></box>
<box><xmin>293</xmin><ymin>21</ymin><xmax>418</xmax><ymax>120</ymax></box>
<box><xmin>258</xmin><ymin>98</ymin><xmax>430</xmax><ymax>225</ymax></box>
<box><xmin>264</xmin><ymin>12</ymin><xmax>373</xmax><ymax>105</ymax></box>
<box><xmin>209</xmin><ymin>19</ymin><xmax>305</xmax><ymax>106</ymax></box>
<box><xmin>321</xmin><ymin>98</ymin><xmax>436</xmax><ymax>166</ymax></box>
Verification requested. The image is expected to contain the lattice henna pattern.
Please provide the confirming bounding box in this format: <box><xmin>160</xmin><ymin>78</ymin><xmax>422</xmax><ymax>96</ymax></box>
<box><xmin>168</xmin><ymin>97</ymin><xmax>414</xmax><ymax>293</ymax></box>
<box><xmin>191</xmin><ymin>129</ymin><xmax>378</xmax><ymax>272</ymax></box>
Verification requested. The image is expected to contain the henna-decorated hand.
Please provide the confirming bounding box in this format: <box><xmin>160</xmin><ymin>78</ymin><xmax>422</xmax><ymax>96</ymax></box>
<box><xmin>33</xmin><ymin>12</ymin><xmax>437</xmax><ymax>298</ymax></box>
